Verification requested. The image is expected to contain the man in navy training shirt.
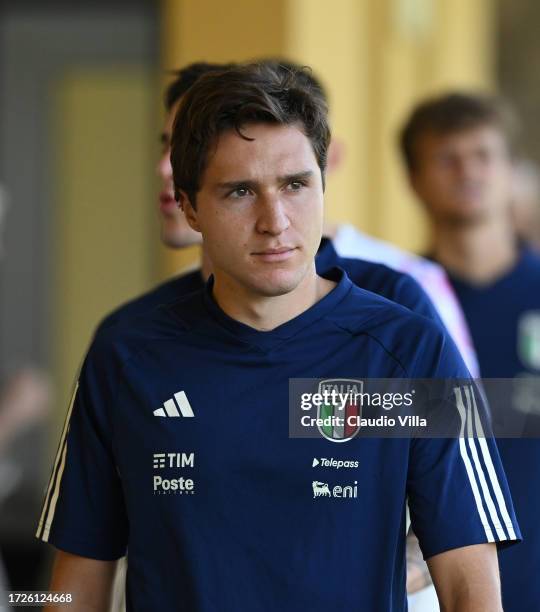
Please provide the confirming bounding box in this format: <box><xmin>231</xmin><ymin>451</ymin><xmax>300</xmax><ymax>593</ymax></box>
<box><xmin>400</xmin><ymin>91</ymin><xmax>540</xmax><ymax>611</ymax></box>
<box><xmin>96</xmin><ymin>61</ymin><xmax>452</xmax><ymax>607</ymax></box>
<box><xmin>91</xmin><ymin>61</ymin><xmax>445</xmax><ymax>608</ymax></box>
<box><xmin>38</xmin><ymin>64</ymin><xmax>519</xmax><ymax>611</ymax></box>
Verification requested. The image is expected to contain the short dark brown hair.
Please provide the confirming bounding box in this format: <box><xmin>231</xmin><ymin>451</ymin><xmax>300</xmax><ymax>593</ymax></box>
<box><xmin>170</xmin><ymin>62</ymin><xmax>331</xmax><ymax>206</ymax></box>
<box><xmin>164</xmin><ymin>62</ymin><xmax>235</xmax><ymax>111</ymax></box>
<box><xmin>400</xmin><ymin>92</ymin><xmax>520</xmax><ymax>172</ymax></box>
<box><xmin>259</xmin><ymin>58</ymin><xmax>328</xmax><ymax>104</ymax></box>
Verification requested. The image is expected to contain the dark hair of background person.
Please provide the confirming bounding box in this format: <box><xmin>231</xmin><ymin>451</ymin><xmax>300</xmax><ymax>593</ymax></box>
<box><xmin>170</xmin><ymin>62</ymin><xmax>331</xmax><ymax>207</ymax></box>
<box><xmin>400</xmin><ymin>92</ymin><xmax>520</xmax><ymax>173</ymax></box>
<box><xmin>164</xmin><ymin>62</ymin><xmax>236</xmax><ymax>111</ymax></box>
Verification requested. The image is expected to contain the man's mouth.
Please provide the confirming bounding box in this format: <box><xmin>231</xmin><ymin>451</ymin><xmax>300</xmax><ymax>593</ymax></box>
<box><xmin>159</xmin><ymin>191</ymin><xmax>175</xmax><ymax>204</ymax></box>
<box><xmin>159</xmin><ymin>191</ymin><xmax>178</xmax><ymax>214</ymax></box>
<box><xmin>252</xmin><ymin>247</ymin><xmax>297</xmax><ymax>262</ymax></box>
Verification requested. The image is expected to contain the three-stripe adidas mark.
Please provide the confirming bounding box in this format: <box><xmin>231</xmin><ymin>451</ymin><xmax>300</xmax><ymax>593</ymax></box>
<box><xmin>154</xmin><ymin>391</ymin><xmax>194</xmax><ymax>418</ymax></box>
<box><xmin>454</xmin><ymin>384</ymin><xmax>517</xmax><ymax>543</ymax></box>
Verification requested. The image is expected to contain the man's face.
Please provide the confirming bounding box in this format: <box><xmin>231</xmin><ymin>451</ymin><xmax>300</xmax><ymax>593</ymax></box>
<box><xmin>181</xmin><ymin>123</ymin><xmax>324</xmax><ymax>298</ymax></box>
<box><xmin>156</xmin><ymin>100</ymin><xmax>202</xmax><ymax>248</ymax></box>
<box><xmin>410</xmin><ymin>125</ymin><xmax>514</xmax><ymax>226</ymax></box>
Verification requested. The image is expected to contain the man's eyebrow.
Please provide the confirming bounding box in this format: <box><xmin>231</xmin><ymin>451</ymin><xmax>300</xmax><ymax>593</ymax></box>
<box><xmin>278</xmin><ymin>170</ymin><xmax>314</xmax><ymax>183</ymax></box>
<box><xmin>214</xmin><ymin>170</ymin><xmax>315</xmax><ymax>191</ymax></box>
<box><xmin>214</xmin><ymin>179</ymin><xmax>259</xmax><ymax>191</ymax></box>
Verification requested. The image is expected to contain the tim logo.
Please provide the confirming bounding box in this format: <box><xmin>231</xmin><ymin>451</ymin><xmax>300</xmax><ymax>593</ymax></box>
<box><xmin>312</xmin><ymin>480</ymin><xmax>358</xmax><ymax>499</ymax></box>
<box><xmin>153</xmin><ymin>452</ymin><xmax>194</xmax><ymax>469</ymax></box>
<box><xmin>317</xmin><ymin>378</ymin><xmax>363</xmax><ymax>443</ymax></box>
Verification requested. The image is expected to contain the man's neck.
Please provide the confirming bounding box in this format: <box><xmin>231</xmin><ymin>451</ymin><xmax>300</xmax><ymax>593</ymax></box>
<box><xmin>431</xmin><ymin>217</ymin><xmax>518</xmax><ymax>285</ymax></box>
<box><xmin>212</xmin><ymin>265</ymin><xmax>335</xmax><ymax>331</ymax></box>
<box><xmin>200</xmin><ymin>248</ymin><xmax>213</xmax><ymax>282</ymax></box>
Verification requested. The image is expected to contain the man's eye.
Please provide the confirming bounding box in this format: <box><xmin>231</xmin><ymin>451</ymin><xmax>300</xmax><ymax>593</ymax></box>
<box><xmin>435</xmin><ymin>154</ymin><xmax>454</xmax><ymax>167</ymax></box>
<box><xmin>159</xmin><ymin>136</ymin><xmax>170</xmax><ymax>153</ymax></box>
<box><xmin>229</xmin><ymin>187</ymin><xmax>250</xmax><ymax>199</ymax></box>
<box><xmin>288</xmin><ymin>181</ymin><xmax>306</xmax><ymax>191</ymax></box>
<box><xmin>476</xmin><ymin>149</ymin><xmax>491</xmax><ymax>163</ymax></box>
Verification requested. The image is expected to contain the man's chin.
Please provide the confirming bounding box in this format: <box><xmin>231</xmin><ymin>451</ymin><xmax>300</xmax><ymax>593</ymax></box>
<box><xmin>437</xmin><ymin>202</ymin><xmax>491</xmax><ymax>227</ymax></box>
<box><xmin>245</xmin><ymin>267</ymin><xmax>311</xmax><ymax>298</ymax></box>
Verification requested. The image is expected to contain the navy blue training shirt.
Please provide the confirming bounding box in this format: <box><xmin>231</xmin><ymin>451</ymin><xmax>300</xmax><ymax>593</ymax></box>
<box><xmin>99</xmin><ymin>268</ymin><xmax>203</xmax><ymax>331</ymax></box>
<box><xmin>98</xmin><ymin>238</ymin><xmax>441</xmax><ymax>333</ymax></box>
<box><xmin>447</xmin><ymin>247</ymin><xmax>540</xmax><ymax>612</ymax></box>
<box><xmin>37</xmin><ymin>268</ymin><xmax>519</xmax><ymax>611</ymax></box>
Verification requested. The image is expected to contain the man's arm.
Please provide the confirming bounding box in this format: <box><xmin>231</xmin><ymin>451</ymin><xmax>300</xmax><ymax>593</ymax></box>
<box><xmin>427</xmin><ymin>543</ymin><xmax>501</xmax><ymax>612</ymax></box>
<box><xmin>44</xmin><ymin>550</ymin><xmax>117</xmax><ymax>612</ymax></box>
<box><xmin>406</xmin><ymin>530</ymin><xmax>432</xmax><ymax>594</ymax></box>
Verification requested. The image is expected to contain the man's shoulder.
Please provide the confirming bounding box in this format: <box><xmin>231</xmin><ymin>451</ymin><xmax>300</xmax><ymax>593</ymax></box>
<box><xmin>96</xmin><ymin>269</ymin><xmax>204</xmax><ymax>334</ymax></box>
<box><xmin>335</xmin><ymin>280</ymin><xmax>443</xmax><ymax>341</ymax></box>
<box><xmin>520</xmin><ymin>248</ymin><xmax>540</xmax><ymax>277</ymax></box>
<box><xmin>331</xmin><ymin>249</ymin><xmax>439</xmax><ymax>324</ymax></box>
<box><xmin>330</xmin><ymin>280</ymin><xmax>459</xmax><ymax>376</ymax></box>
<box><xmin>338</xmin><ymin>255</ymin><xmax>417</xmax><ymax>292</ymax></box>
<box><xmin>90</xmin><ymin>287</ymin><xmax>206</xmax><ymax>373</ymax></box>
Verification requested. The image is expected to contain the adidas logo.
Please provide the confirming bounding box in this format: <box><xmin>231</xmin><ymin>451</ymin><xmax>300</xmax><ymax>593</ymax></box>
<box><xmin>154</xmin><ymin>391</ymin><xmax>194</xmax><ymax>418</ymax></box>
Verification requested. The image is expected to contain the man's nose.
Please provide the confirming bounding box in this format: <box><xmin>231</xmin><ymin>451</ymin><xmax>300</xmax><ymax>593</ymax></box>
<box><xmin>457</xmin><ymin>156</ymin><xmax>482</xmax><ymax>180</ymax></box>
<box><xmin>156</xmin><ymin>149</ymin><xmax>172</xmax><ymax>180</ymax></box>
<box><xmin>255</xmin><ymin>193</ymin><xmax>291</xmax><ymax>236</ymax></box>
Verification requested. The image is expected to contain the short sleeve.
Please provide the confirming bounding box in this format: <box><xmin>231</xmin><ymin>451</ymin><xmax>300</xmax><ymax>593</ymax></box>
<box><xmin>35</xmin><ymin>342</ymin><xmax>128</xmax><ymax>560</ymax></box>
<box><xmin>407</xmin><ymin>382</ymin><xmax>521</xmax><ymax>560</ymax></box>
<box><xmin>392</xmin><ymin>273</ymin><xmax>443</xmax><ymax>325</ymax></box>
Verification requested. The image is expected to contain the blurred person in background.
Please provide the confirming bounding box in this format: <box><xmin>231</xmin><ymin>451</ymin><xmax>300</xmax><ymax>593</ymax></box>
<box><xmin>511</xmin><ymin>158</ymin><xmax>540</xmax><ymax>251</ymax></box>
<box><xmin>0</xmin><ymin>186</ymin><xmax>50</xmax><ymax>604</ymax></box>
<box><xmin>400</xmin><ymin>91</ymin><xmax>540</xmax><ymax>612</ymax></box>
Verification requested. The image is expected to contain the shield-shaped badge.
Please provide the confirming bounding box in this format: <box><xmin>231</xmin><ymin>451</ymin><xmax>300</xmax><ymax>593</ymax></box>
<box><xmin>317</xmin><ymin>379</ymin><xmax>363</xmax><ymax>443</ymax></box>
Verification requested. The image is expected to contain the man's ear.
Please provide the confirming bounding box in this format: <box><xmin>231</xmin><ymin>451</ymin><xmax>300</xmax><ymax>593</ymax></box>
<box><xmin>178</xmin><ymin>190</ymin><xmax>201</xmax><ymax>232</ymax></box>
<box><xmin>327</xmin><ymin>139</ymin><xmax>346</xmax><ymax>175</ymax></box>
<box><xmin>408</xmin><ymin>168</ymin><xmax>422</xmax><ymax>197</ymax></box>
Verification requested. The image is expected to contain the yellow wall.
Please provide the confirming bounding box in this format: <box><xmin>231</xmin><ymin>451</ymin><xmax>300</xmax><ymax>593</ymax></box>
<box><xmin>287</xmin><ymin>0</ymin><xmax>371</xmax><ymax>232</ymax></box>
<box><xmin>53</xmin><ymin>70</ymin><xmax>154</xmax><ymax>422</ymax></box>
<box><xmin>160</xmin><ymin>0</ymin><xmax>494</xmax><ymax>269</ymax></box>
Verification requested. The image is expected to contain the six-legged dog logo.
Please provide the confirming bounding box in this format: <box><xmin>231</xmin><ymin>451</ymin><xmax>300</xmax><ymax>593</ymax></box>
<box><xmin>312</xmin><ymin>481</ymin><xmax>331</xmax><ymax>498</ymax></box>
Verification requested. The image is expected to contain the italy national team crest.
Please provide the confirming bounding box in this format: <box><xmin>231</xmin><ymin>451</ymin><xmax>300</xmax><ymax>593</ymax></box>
<box><xmin>518</xmin><ymin>311</ymin><xmax>540</xmax><ymax>371</ymax></box>
<box><xmin>317</xmin><ymin>379</ymin><xmax>363</xmax><ymax>443</ymax></box>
